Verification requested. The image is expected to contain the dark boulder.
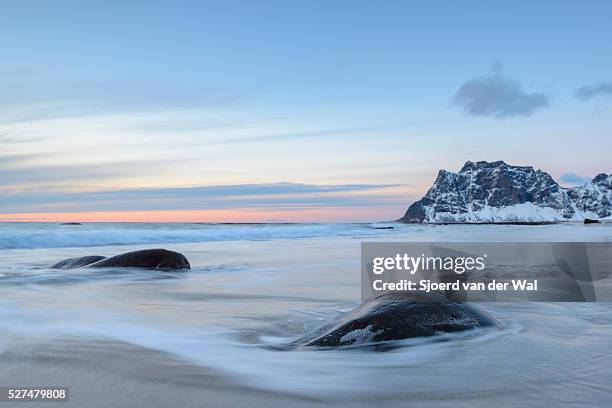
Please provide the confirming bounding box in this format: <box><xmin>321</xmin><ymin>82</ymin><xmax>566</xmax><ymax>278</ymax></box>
<box><xmin>51</xmin><ymin>255</ymin><xmax>106</xmax><ymax>269</ymax></box>
<box><xmin>584</xmin><ymin>218</ymin><xmax>600</xmax><ymax>224</ymax></box>
<box><xmin>89</xmin><ymin>249</ymin><xmax>190</xmax><ymax>270</ymax></box>
<box><xmin>302</xmin><ymin>291</ymin><xmax>495</xmax><ymax>347</ymax></box>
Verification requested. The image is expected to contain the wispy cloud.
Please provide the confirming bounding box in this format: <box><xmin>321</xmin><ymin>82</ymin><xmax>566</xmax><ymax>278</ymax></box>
<box><xmin>220</xmin><ymin>124</ymin><xmax>399</xmax><ymax>144</ymax></box>
<box><xmin>452</xmin><ymin>65</ymin><xmax>549</xmax><ymax>119</ymax></box>
<box><xmin>0</xmin><ymin>70</ymin><xmax>244</xmax><ymax>123</ymax></box>
<box><xmin>0</xmin><ymin>153</ymin><xmax>43</xmax><ymax>167</ymax></box>
<box><xmin>575</xmin><ymin>81</ymin><xmax>612</xmax><ymax>100</ymax></box>
<box><xmin>1</xmin><ymin>182</ymin><xmax>404</xmax><ymax>213</ymax></box>
<box><xmin>0</xmin><ymin>151</ymin><xmax>191</xmax><ymax>190</ymax></box>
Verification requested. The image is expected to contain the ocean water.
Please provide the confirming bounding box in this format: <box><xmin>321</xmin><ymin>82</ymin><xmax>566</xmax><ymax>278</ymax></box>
<box><xmin>1</xmin><ymin>222</ymin><xmax>611</xmax><ymax>406</ymax></box>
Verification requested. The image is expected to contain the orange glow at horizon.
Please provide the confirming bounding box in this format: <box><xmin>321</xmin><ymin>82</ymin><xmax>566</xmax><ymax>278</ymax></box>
<box><xmin>0</xmin><ymin>207</ymin><xmax>403</xmax><ymax>223</ymax></box>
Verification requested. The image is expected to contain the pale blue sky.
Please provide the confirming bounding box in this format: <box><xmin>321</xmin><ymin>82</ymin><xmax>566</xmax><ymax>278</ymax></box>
<box><xmin>1</xmin><ymin>1</ymin><xmax>611</xmax><ymax>221</ymax></box>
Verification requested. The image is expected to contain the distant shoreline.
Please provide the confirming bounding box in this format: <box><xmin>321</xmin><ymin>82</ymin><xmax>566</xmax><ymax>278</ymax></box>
<box><xmin>0</xmin><ymin>220</ymin><xmax>609</xmax><ymax>225</ymax></box>
<box><xmin>396</xmin><ymin>221</ymin><xmax>561</xmax><ymax>225</ymax></box>
<box><xmin>397</xmin><ymin>220</ymin><xmax>611</xmax><ymax>225</ymax></box>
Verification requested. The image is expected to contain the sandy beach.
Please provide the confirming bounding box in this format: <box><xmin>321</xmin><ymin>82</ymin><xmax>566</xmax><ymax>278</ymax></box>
<box><xmin>1</xmin><ymin>223</ymin><xmax>611</xmax><ymax>407</ymax></box>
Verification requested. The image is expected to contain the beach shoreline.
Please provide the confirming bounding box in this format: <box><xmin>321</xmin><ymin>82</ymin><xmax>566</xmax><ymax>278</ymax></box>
<box><xmin>1</xmin><ymin>224</ymin><xmax>611</xmax><ymax>407</ymax></box>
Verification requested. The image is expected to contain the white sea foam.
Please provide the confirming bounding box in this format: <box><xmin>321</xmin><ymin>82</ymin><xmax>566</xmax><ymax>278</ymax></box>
<box><xmin>0</xmin><ymin>222</ymin><xmax>396</xmax><ymax>249</ymax></box>
<box><xmin>2</xmin><ymin>221</ymin><xmax>610</xmax><ymax>250</ymax></box>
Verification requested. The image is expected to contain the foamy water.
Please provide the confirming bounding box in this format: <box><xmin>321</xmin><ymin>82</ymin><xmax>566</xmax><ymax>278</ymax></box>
<box><xmin>0</xmin><ymin>222</ymin><xmax>396</xmax><ymax>249</ymax></box>
<box><xmin>0</xmin><ymin>222</ymin><xmax>611</xmax><ymax>404</ymax></box>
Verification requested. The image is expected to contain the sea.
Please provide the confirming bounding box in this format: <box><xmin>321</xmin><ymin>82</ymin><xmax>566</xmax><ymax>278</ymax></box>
<box><xmin>0</xmin><ymin>222</ymin><xmax>611</xmax><ymax>407</ymax></box>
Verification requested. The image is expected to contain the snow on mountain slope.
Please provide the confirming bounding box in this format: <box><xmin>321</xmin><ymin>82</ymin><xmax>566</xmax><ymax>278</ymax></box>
<box><xmin>568</xmin><ymin>173</ymin><xmax>612</xmax><ymax>220</ymax></box>
<box><xmin>399</xmin><ymin>161</ymin><xmax>611</xmax><ymax>223</ymax></box>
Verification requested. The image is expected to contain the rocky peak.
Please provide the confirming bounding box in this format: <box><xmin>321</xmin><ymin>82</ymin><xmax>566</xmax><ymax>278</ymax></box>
<box><xmin>460</xmin><ymin>160</ymin><xmax>508</xmax><ymax>172</ymax></box>
<box><xmin>592</xmin><ymin>173</ymin><xmax>612</xmax><ymax>186</ymax></box>
<box><xmin>399</xmin><ymin>161</ymin><xmax>611</xmax><ymax>223</ymax></box>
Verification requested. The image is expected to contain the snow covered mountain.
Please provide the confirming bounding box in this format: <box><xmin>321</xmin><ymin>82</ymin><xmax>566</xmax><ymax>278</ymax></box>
<box><xmin>399</xmin><ymin>161</ymin><xmax>612</xmax><ymax>223</ymax></box>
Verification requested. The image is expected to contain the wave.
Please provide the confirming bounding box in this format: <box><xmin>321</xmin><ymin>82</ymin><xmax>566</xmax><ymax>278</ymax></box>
<box><xmin>0</xmin><ymin>222</ymin><xmax>399</xmax><ymax>249</ymax></box>
<box><xmin>0</xmin><ymin>301</ymin><xmax>508</xmax><ymax>397</ymax></box>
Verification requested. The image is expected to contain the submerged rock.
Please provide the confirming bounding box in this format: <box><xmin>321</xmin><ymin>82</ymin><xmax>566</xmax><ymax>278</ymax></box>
<box><xmin>584</xmin><ymin>218</ymin><xmax>600</xmax><ymax>224</ymax></box>
<box><xmin>302</xmin><ymin>291</ymin><xmax>495</xmax><ymax>347</ymax></box>
<box><xmin>51</xmin><ymin>249</ymin><xmax>190</xmax><ymax>270</ymax></box>
<box><xmin>89</xmin><ymin>249</ymin><xmax>190</xmax><ymax>270</ymax></box>
<box><xmin>51</xmin><ymin>255</ymin><xmax>107</xmax><ymax>269</ymax></box>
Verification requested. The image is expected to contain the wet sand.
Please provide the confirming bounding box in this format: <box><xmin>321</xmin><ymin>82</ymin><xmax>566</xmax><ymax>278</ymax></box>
<box><xmin>3</xmin><ymin>336</ymin><xmax>597</xmax><ymax>408</ymax></box>
<box><xmin>1</xmin><ymin>339</ymin><xmax>331</xmax><ymax>408</ymax></box>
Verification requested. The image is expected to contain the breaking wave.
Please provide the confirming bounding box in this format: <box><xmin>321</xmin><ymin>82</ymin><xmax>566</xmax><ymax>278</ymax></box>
<box><xmin>0</xmin><ymin>222</ymin><xmax>400</xmax><ymax>249</ymax></box>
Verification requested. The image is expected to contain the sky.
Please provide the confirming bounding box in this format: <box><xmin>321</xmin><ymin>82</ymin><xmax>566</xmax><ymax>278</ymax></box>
<box><xmin>1</xmin><ymin>0</ymin><xmax>611</xmax><ymax>222</ymax></box>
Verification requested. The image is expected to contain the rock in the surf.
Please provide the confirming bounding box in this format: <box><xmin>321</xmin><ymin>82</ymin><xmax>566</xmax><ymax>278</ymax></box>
<box><xmin>89</xmin><ymin>249</ymin><xmax>190</xmax><ymax>270</ymax></box>
<box><xmin>51</xmin><ymin>255</ymin><xmax>107</xmax><ymax>269</ymax></box>
<box><xmin>302</xmin><ymin>291</ymin><xmax>495</xmax><ymax>347</ymax></box>
<box><xmin>584</xmin><ymin>218</ymin><xmax>600</xmax><ymax>224</ymax></box>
